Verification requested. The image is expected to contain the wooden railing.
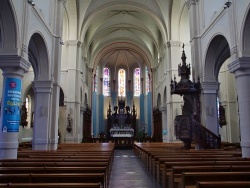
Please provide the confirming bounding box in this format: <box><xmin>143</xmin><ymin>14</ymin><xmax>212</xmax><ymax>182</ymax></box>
<box><xmin>175</xmin><ymin>115</ymin><xmax>221</xmax><ymax>149</ymax></box>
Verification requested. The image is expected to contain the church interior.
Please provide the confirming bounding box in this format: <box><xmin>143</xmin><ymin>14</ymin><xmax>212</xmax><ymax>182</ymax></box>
<box><xmin>1</xmin><ymin>0</ymin><xmax>250</xmax><ymax>187</ymax></box>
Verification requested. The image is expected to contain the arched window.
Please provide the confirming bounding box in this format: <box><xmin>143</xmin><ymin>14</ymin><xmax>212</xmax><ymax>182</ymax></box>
<box><xmin>146</xmin><ymin>67</ymin><xmax>150</xmax><ymax>93</ymax></box>
<box><xmin>134</xmin><ymin>68</ymin><xmax>140</xmax><ymax>96</ymax></box>
<box><xmin>118</xmin><ymin>69</ymin><xmax>126</xmax><ymax>97</ymax></box>
<box><xmin>103</xmin><ymin>67</ymin><xmax>110</xmax><ymax>96</ymax></box>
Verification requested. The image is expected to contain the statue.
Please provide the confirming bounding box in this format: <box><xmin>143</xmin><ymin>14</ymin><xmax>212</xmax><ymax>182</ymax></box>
<box><xmin>67</xmin><ymin>114</ymin><xmax>72</xmax><ymax>133</ymax></box>
<box><xmin>20</xmin><ymin>103</ymin><xmax>28</xmax><ymax>127</ymax></box>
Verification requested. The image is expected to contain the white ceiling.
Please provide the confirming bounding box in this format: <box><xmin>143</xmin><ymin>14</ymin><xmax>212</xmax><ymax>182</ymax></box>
<box><xmin>64</xmin><ymin>0</ymin><xmax>185</xmax><ymax>72</ymax></box>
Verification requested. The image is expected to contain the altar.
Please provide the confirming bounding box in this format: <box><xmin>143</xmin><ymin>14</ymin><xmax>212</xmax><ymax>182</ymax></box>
<box><xmin>107</xmin><ymin>98</ymin><xmax>137</xmax><ymax>138</ymax></box>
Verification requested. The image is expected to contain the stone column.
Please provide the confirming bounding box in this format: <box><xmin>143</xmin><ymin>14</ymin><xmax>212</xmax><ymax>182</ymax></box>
<box><xmin>0</xmin><ymin>56</ymin><xmax>30</xmax><ymax>159</ymax></box>
<box><xmin>65</xmin><ymin>40</ymin><xmax>81</xmax><ymax>143</ymax></box>
<box><xmin>127</xmin><ymin>80</ymin><xmax>132</xmax><ymax>107</ymax></box>
<box><xmin>100</xmin><ymin>78</ymin><xmax>103</xmax><ymax>94</ymax></box>
<box><xmin>201</xmin><ymin>81</ymin><xmax>220</xmax><ymax>135</ymax></box>
<box><xmin>161</xmin><ymin>106</ymin><xmax>169</xmax><ymax>142</ymax></box>
<box><xmin>32</xmin><ymin>80</ymin><xmax>53</xmax><ymax>150</ymax></box>
<box><xmin>186</xmin><ymin>0</ymin><xmax>201</xmax><ymax>78</ymax></box>
<box><xmin>141</xmin><ymin>78</ymin><xmax>144</xmax><ymax>94</ymax></box>
<box><xmin>49</xmin><ymin>0</ymin><xmax>64</xmax><ymax>150</ymax></box>
<box><xmin>228</xmin><ymin>57</ymin><xmax>250</xmax><ymax>157</ymax></box>
<box><xmin>111</xmin><ymin>80</ymin><xmax>117</xmax><ymax>109</ymax></box>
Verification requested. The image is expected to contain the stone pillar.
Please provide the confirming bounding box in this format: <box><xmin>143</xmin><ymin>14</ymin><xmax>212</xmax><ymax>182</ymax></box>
<box><xmin>32</xmin><ymin>80</ymin><xmax>53</xmax><ymax>150</ymax></box>
<box><xmin>141</xmin><ymin>78</ymin><xmax>144</xmax><ymax>94</ymax></box>
<box><xmin>111</xmin><ymin>80</ymin><xmax>117</xmax><ymax>109</ymax></box>
<box><xmin>99</xmin><ymin>78</ymin><xmax>104</xmax><ymax>133</ymax></box>
<box><xmin>49</xmin><ymin>0</ymin><xmax>64</xmax><ymax>149</ymax></box>
<box><xmin>166</xmin><ymin>41</ymin><xmax>182</xmax><ymax>141</ymax></box>
<box><xmin>161</xmin><ymin>106</ymin><xmax>169</xmax><ymax>142</ymax></box>
<box><xmin>0</xmin><ymin>56</ymin><xmax>30</xmax><ymax>159</ymax></box>
<box><xmin>186</xmin><ymin>0</ymin><xmax>201</xmax><ymax>78</ymax></box>
<box><xmin>127</xmin><ymin>80</ymin><xmax>132</xmax><ymax>107</ymax></box>
<box><xmin>100</xmin><ymin>78</ymin><xmax>103</xmax><ymax>94</ymax></box>
<box><xmin>65</xmin><ymin>40</ymin><xmax>81</xmax><ymax>143</ymax></box>
<box><xmin>201</xmin><ymin>81</ymin><xmax>220</xmax><ymax>135</ymax></box>
<box><xmin>228</xmin><ymin>57</ymin><xmax>250</xmax><ymax>157</ymax></box>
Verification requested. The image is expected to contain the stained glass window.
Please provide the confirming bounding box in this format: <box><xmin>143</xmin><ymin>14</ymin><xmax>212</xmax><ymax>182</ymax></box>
<box><xmin>118</xmin><ymin>69</ymin><xmax>126</xmax><ymax>97</ymax></box>
<box><xmin>134</xmin><ymin>68</ymin><xmax>140</xmax><ymax>96</ymax></box>
<box><xmin>103</xmin><ymin>67</ymin><xmax>110</xmax><ymax>96</ymax></box>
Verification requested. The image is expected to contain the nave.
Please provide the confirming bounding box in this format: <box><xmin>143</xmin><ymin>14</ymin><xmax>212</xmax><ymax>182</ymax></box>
<box><xmin>109</xmin><ymin>150</ymin><xmax>161</xmax><ymax>188</ymax></box>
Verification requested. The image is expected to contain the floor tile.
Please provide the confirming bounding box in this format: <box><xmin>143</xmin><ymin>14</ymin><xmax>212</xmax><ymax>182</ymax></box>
<box><xmin>109</xmin><ymin>150</ymin><xmax>162</xmax><ymax>188</ymax></box>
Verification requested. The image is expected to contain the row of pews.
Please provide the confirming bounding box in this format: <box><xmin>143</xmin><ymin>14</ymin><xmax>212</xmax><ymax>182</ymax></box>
<box><xmin>133</xmin><ymin>142</ymin><xmax>250</xmax><ymax>188</ymax></box>
<box><xmin>0</xmin><ymin>143</ymin><xmax>115</xmax><ymax>188</ymax></box>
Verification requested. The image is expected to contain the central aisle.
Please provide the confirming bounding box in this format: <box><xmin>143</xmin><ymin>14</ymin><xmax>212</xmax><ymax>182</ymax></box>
<box><xmin>109</xmin><ymin>149</ymin><xmax>162</xmax><ymax>188</ymax></box>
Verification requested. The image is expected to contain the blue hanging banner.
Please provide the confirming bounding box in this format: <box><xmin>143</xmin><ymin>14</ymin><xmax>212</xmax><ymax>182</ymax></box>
<box><xmin>2</xmin><ymin>78</ymin><xmax>22</xmax><ymax>132</ymax></box>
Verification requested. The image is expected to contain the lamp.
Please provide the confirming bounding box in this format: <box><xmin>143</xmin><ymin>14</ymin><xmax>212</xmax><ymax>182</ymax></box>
<box><xmin>224</xmin><ymin>1</ymin><xmax>231</xmax><ymax>8</ymax></box>
<box><xmin>28</xmin><ymin>0</ymin><xmax>35</xmax><ymax>6</ymax></box>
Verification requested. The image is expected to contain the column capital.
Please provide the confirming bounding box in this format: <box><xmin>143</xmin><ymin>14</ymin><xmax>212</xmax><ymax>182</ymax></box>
<box><xmin>228</xmin><ymin>57</ymin><xmax>250</xmax><ymax>75</ymax></box>
<box><xmin>186</xmin><ymin>0</ymin><xmax>199</xmax><ymax>9</ymax></box>
<box><xmin>202</xmin><ymin>81</ymin><xmax>220</xmax><ymax>94</ymax></box>
<box><xmin>32</xmin><ymin>80</ymin><xmax>53</xmax><ymax>93</ymax></box>
<box><xmin>166</xmin><ymin>41</ymin><xmax>182</xmax><ymax>48</ymax></box>
<box><xmin>0</xmin><ymin>55</ymin><xmax>30</xmax><ymax>76</ymax></box>
<box><xmin>65</xmin><ymin>40</ymin><xmax>82</xmax><ymax>47</ymax></box>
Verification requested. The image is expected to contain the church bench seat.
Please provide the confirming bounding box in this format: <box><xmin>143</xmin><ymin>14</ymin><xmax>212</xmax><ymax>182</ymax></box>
<box><xmin>0</xmin><ymin>166</ymin><xmax>108</xmax><ymax>187</ymax></box>
<box><xmin>0</xmin><ymin>166</ymin><xmax>107</xmax><ymax>174</ymax></box>
<box><xmin>196</xmin><ymin>181</ymin><xmax>250</xmax><ymax>188</ymax></box>
<box><xmin>4</xmin><ymin>182</ymin><xmax>102</xmax><ymax>188</ymax></box>
<box><xmin>161</xmin><ymin>161</ymin><xmax>250</xmax><ymax>188</ymax></box>
<box><xmin>181</xmin><ymin>172</ymin><xmax>250</xmax><ymax>188</ymax></box>
<box><xmin>154</xmin><ymin>155</ymin><xmax>237</xmax><ymax>182</ymax></box>
<box><xmin>1</xmin><ymin>161</ymin><xmax>109</xmax><ymax>167</ymax></box>
<box><xmin>0</xmin><ymin>173</ymin><xmax>106</xmax><ymax>188</ymax></box>
<box><xmin>165</xmin><ymin>165</ymin><xmax>250</xmax><ymax>188</ymax></box>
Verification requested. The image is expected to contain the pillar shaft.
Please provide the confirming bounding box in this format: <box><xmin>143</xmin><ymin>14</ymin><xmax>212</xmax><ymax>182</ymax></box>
<box><xmin>0</xmin><ymin>56</ymin><xmax>30</xmax><ymax>159</ymax></box>
<box><xmin>228</xmin><ymin>57</ymin><xmax>250</xmax><ymax>157</ymax></box>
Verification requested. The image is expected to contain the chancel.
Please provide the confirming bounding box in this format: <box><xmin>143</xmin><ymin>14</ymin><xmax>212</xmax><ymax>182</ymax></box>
<box><xmin>108</xmin><ymin>98</ymin><xmax>136</xmax><ymax>138</ymax></box>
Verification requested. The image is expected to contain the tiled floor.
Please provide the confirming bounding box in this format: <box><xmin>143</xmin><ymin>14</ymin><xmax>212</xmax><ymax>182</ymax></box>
<box><xmin>109</xmin><ymin>150</ymin><xmax>162</xmax><ymax>188</ymax></box>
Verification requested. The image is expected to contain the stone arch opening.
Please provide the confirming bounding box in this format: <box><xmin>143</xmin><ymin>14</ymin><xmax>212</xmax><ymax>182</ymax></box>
<box><xmin>28</xmin><ymin>33</ymin><xmax>49</xmax><ymax>80</ymax></box>
<box><xmin>204</xmin><ymin>35</ymin><xmax>230</xmax><ymax>81</ymax></box>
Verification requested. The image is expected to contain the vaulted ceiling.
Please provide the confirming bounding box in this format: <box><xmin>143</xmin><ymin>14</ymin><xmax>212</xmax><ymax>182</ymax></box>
<box><xmin>64</xmin><ymin>0</ymin><xmax>186</xmax><ymax>72</ymax></box>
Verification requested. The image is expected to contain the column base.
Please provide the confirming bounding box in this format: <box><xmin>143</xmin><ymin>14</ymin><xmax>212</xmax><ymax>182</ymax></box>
<box><xmin>241</xmin><ymin>141</ymin><xmax>250</xmax><ymax>158</ymax></box>
<box><xmin>32</xmin><ymin>138</ymin><xmax>49</xmax><ymax>150</ymax></box>
<box><xmin>0</xmin><ymin>133</ymin><xmax>19</xmax><ymax>159</ymax></box>
<box><xmin>0</xmin><ymin>148</ymin><xmax>17</xmax><ymax>159</ymax></box>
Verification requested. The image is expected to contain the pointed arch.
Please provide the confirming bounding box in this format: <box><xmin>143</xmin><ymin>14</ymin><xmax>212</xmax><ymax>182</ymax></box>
<box><xmin>242</xmin><ymin>6</ymin><xmax>250</xmax><ymax>56</ymax></box>
<box><xmin>28</xmin><ymin>33</ymin><xmax>49</xmax><ymax>80</ymax></box>
<box><xmin>0</xmin><ymin>0</ymin><xmax>18</xmax><ymax>51</ymax></box>
<box><xmin>204</xmin><ymin>35</ymin><xmax>230</xmax><ymax>81</ymax></box>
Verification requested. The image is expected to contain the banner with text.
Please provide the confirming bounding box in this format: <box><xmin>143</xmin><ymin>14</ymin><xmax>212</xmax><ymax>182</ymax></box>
<box><xmin>2</xmin><ymin>78</ymin><xmax>22</xmax><ymax>132</ymax></box>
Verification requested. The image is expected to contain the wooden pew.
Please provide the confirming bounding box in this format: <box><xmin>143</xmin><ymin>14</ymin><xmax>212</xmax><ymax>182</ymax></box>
<box><xmin>4</xmin><ymin>182</ymin><xmax>102</xmax><ymax>188</ymax></box>
<box><xmin>196</xmin><ymin>181</ymin><xmax>250</xmax><ymax>188</ymax></box>
<box><xmin>155</xmin><ymin>155</ymin><xmax>237</xmax><ymax>182</ymax></box>
<box><xmin>167</xmin><ymin>165</ymin><xmax>250</xmax><ymax>188</ymax></box>
<box><xmin>0</xmin><ymin>173</ymin><xmax>106</xmax><ymax>188</ymax></box>
<box><xmin>181</xmin><ymin>172</ymin><xmax>250</xmax><ymax>188</ymax></box>
<box><xmin>162</xmin><ymin>160</ymin><xmax>250</xmax><ymax>188</ymax></box>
